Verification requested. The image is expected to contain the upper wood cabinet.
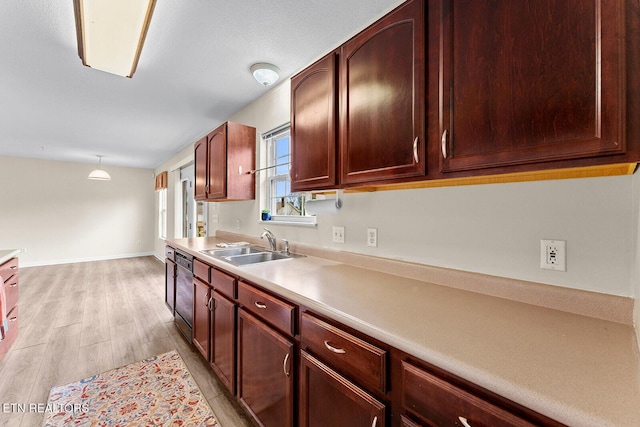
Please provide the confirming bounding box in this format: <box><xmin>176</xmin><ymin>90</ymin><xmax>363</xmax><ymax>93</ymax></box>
<box><xmin>290</xmin><ymin>0</ymin><xmax>425</xmax><ymax>190</ymax></box>
<box><xmin>436</xmin><ymin>0</ymin><xmax>626</xmax><ymax>174</ymax></box>
<box><xmin>340</xmin><ymin>0</ymin><xmax>425</xmax><ymax>185</ymax></box>
<box><xmin>291</xmin><ymin>52</ymin><xmax>338</xmax><ymax>192</ymax></box>
<box><xmin>194</xmin><ymin>121</ymin><xmax>256</xmax><ymax>201</ymax></box>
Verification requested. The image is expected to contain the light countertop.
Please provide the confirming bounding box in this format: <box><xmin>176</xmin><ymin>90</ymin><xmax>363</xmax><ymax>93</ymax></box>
<box><xmin>169</xmin><ymin>236</ymin><xmax>640</xmax><ymax>427</ymax></box>
<box><xmin>0</xmin><ymin>250</ymin><xmax>20</xmax><ymax>266</ymax></box>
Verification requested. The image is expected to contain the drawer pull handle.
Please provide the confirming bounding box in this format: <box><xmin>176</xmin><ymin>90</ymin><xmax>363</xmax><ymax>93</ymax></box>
<box><xmin>459</xmin><ymin>416</ymin><xmax>472</xmax><ymax>427</ymax></box>
<box><xmin>254</xmin><ymin>302</ymin><xmax>267</xmax><ymax>309</ymax></box>
<box><xmin>9</xmin><ymin>283</ymin><xmax>17</xmax><ymax>288</ymax></box>
<box><xmin>412</xmin><ymin>136</ymin><xmax>419</xmax><ymax>163</ymax></box>
<box><xmin>283</xmin><ymin>353</ymin><xmax>290</xmax><ymax>377</ymax></box>
<box><xmin>441</xmin><ymin>129</ymin><xmax>448</xmax><ymax>159</ymax></box>
<box><xmin>10</xmin><ymin>266</ymin><xmax>17</xmax><ymax>270</ymax></box>
<box><xmin>9</xmin><ymin>317</ymin><xmax>17</xmax><ymax>322</ymax></box>
<box><xmin>208</xmin><ymin>296</ymin><xmax>214</xmax><ymax>312</ymax></box>
<box><xmin>372</xmin><ymin>416</ymin><xmax>378</xmax><ymax>427</ymax></box>
<box><xmin>323</xmin><ymin>340</ymin><xmax>346</xmax><ymax>354</ymax></box>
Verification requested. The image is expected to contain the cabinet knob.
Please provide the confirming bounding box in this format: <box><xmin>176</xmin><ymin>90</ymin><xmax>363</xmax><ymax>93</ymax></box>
<box><xmin>283</xmin><ymin>352</ymin><xmax>291</xmax><ymax>377</ymax></box>
<box><xmin>371</xmin><ymin>416</ymin><xmax>378</xmax><ymax>427</ymax></box>
<box><xmin>441</xmin><ymin>130</ymin><xmax>448</xmax><ymax>159</ymax></box>
<box><xmin>458</xmin><ymin>416</ymin><xmax>472</xmax><ymax>427</ymax></box>
<box><xmin>254</xmin><ymin>301</ymin><xmax>267</xmax><ymax>310</ymax></box>
<box><xmin>413</xmin><ymin>137</ymin><xmax>419</xmax><ymax>163</ymax></box>
<box><xmin>323</xmin><ymin>340</ymin><xmax>346</xmax><ymax>354</ymax></box>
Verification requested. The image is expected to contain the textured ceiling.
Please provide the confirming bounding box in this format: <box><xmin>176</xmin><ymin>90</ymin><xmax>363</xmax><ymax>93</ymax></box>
<box><xmin>0</xmin><ymin>0</ymin><xmax>404</xmax><ymax>169</ymax></box>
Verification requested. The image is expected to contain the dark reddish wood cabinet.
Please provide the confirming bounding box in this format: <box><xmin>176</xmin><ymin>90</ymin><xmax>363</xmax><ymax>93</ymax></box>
<box><xmin>0</xmin><ymin>257</ymin><xmax>19</xmax><ymax>363</ymax></box>
<box><xmin>300</xmin><ymin>351</ymin><xmax>385</xmax><ymax>427</ymax></box>
<box><xmin>436</xmin><ymin>0</ymin><xmax>626</xmax><ymax>174</ymax></box>
<box><xmin>210</xmin><ymin>289</ymin><xmax>236</xmax><ymax>393</ymax></box>
<box><xmin>194</xmin><ymin>121</ymin><xmax>256</xmax><ymax>201</ymax></box>
<box><xmin>400</xmin><ymin>360</ymin><xmax>554</xmax><ymax>427</ymax></box>
<box><xmin>193</xmin><ymin>277</ymin><xmax>211</xmax><ymax>360</ymax></box>
<box><xmin>237</xmin><ymin>308</ymin><xmax>295</xmax><ymax>427</ymax></box>
<box><xmin>291</xmin><ymin>52</ymin><xmax>338</xmax><ymax>191</ymax></box>
<box><xmin>340</xmin><ymin>0</ymin><xmax>425</xmax><ymax>185</ymax></box>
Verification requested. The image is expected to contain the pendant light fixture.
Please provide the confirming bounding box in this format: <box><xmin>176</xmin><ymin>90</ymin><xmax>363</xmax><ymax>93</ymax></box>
<box><xmin>73</xmin><ymin>0</ymin><xmax>157</xmax><ymax>78</ymax></box>
<box><xmin>250</xmin><ymin>63</ymin><xmax>280</xmax><ymax>86</ymax></box>
<box><xmin>88</xmin><ymin>155</ymin><xmax>111</xmax><ymax>181</ymax></box>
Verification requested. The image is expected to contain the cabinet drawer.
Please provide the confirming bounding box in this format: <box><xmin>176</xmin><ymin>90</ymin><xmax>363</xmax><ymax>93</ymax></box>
<box><xmin>3</xmin><ymin>276</ymin><xmax>18</xmax><ymax>312</ymax></box>
<box><xmin>0</xmin><ymin>305</ymin><xmax>19</xmax><ymax>363</ymax></box>
<box><xmin>211</xmin><ymin>268</ymin><xmax>235</xmax><ymax>299</ymax></box>
<box><xmin>165</xmin><ymin>246</ymin><xmax>175</xmax><ymax>262</ymax></box>
<box><xmin>193</xmin><ymin>259</ymin><xmax>211</xmax><ymax>282</ymax></box>
<box><xmin>237</xmin><ymin>281</ymin><xmax>296</xmax><ymax>336</ymax></box>
<box><xmin>402</xmin><ymin>361</ymin><xmax>538</xmax><ymax>427</ymax></box>
<box><xmin>301</xmin><ymin>312</ymin><xmax>386</xmax><ymax>394</ymax></box>
<box><xmin>0</xmin><ymin>257</ymin><xmax>18</xmax><ymax>283</ymax></box>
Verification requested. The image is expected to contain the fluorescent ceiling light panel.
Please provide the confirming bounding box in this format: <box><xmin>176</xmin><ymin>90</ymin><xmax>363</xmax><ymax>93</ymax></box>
<box><xmin>74</xmin><ymin>0</ymin><xmax>156</xmax><ymax>78</ymax></box>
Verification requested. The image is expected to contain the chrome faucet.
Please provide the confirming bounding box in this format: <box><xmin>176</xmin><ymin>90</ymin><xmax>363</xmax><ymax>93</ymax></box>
<box><xmin>261</xmin><ymin>228</ymin><xmax>277</xmax><ymax>251</ymax></box>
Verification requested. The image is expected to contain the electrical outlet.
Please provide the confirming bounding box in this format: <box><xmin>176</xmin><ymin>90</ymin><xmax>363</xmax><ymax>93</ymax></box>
<box><xmin>235</xmin><ymin>219</ymin><xmax>241</xmax><ymax>230</ymax></box>
<box><xmin>332</xmin><ymin>226</ymin><xmax>345</xmax><ymax>243</ymax></box>
<box><xmin>211</xmin><ymin>214</ymin><xmax>219</xmax><ymax>223</ymax></box>
<box><xmin>540</xmin><ymin>239</ymin><xmax>566</xmax><ymax>271</ymax></box>
<box><xmin>367</xmin><ymin>228</ymin><xmax>378</xmax><ymax>247</ymax></box>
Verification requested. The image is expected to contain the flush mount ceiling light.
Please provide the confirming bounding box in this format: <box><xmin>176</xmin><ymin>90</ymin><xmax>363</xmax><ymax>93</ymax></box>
<box><xmin>250</xmin><ymin>63</ymin><xmax>280</xmax><ymax>86</ymax></box>
<box><xmin>73</xmin><ymin>0</ymin><xmax>157</xmax><ymax>78</ymax></box>
<box><xmin>88</xmin><ymin>155</ymin><xmax>111</xmax><ymax>181</ymax></box>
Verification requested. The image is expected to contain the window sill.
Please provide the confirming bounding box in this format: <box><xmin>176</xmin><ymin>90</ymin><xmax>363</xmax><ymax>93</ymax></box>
<box><xmin>258</xmin><ymin>219</ymin><xmax>317</xmax><ymax>228</ymax></box>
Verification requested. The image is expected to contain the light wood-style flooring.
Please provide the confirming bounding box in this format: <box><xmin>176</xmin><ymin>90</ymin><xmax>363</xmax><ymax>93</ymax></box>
<box><xmin>0</xmin><ymin>256</ymin><xmax>256</xmax><ymax>427</ymax></box>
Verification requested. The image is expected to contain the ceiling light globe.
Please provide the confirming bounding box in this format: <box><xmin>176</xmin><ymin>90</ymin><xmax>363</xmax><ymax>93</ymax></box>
<box><xmin>251</xmin><ymin>63</ymin><xmax>280</xmax><ymax>86</ymax></box>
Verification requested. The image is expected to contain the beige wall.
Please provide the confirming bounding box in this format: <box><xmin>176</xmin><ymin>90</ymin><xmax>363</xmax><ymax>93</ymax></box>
<box><xmin>0</xmin><ymin>156</ymin><xmax>155</xmax><ymax>266</ymax></box>
<box><xmin>155</xmin><ymin>79</ymin><xmax>640</xmax><ymax>304</ymax></box>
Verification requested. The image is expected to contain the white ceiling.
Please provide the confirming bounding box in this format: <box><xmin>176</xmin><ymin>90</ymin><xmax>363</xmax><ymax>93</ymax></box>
<box><xmin>0</xmin><ymin>0</ymin><xmax>404</xmax><ymax>169</ymax></box>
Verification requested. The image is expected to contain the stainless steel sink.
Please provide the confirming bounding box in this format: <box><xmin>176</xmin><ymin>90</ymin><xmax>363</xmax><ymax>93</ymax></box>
<box><xmin>200</xmin><ymin>245</ymin><xmax>304</xmax><ymax>266</ymax></box>
<box><xmin>200</xmin><ymin>246</ymin><xmax>264</xmax><ymax>258</ymax></box>
<box><xmin>225</xmin><ymin>251</ymin><xmax>293</xmax><ymax>266</ymax></box>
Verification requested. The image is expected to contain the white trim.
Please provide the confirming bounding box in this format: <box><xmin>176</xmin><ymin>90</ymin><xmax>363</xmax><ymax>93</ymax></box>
<box><xmin>19</xmin><ymin>252</ymin><xmax>156</xmax><ymax>268</ymax></box>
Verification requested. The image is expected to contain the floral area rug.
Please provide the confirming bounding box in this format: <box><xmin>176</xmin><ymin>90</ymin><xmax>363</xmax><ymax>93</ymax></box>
<box><xmin>43</xmin><ymin>350</ymin><xmax>219</xmax><ymax>426</ymax></box>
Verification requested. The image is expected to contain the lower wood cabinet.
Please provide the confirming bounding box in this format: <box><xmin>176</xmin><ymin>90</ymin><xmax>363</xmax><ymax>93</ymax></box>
<box><xmin>400</xmin><ymin>360</ymin><xmax>562</xmax><ymax>427</ymax></box>
<box><xmin>237</xmin><ymin>308</ymin><xmax>295</xmax><ymax>427</ymax></box>
<box><xmin>0</xmin><ymin>257</ymin><xmax>19</xmax><ymax>363</ymax></box>
<box><xmin>300</xmin><ymin>350</ymin><xmax>385</xmax><ymax>427</ymax></box>
<box><xmin>210</xmin><ymin>290</ymin><xmax>236</xmax><ymax>394</ymax></box>
<box><xmin>192</xmin><ymin>277</ymin><xmax>211</xmax><ymax>360</ymax></box>
<box><xmin>171</xmin><ymin>253</ymin><xmax>565</xmax><ymax>427</ymax></box>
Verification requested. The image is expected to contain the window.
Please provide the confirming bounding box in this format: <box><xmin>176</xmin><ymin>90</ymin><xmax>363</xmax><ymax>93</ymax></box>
<box><xmin>263</xmin><ymin>125</ymin><xmax>315</xmax><ymax>225</ymax></box>
<box><xmin>158</xmin><ymin>188</ymin><xmax>167</xmax><ymax>239</ymax></box>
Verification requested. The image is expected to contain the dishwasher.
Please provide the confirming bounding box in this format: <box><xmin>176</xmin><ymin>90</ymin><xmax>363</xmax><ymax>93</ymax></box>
<box><xmin>174</xmin><ymin>250</ymin><xmax>194</xmax><ymax>343</ymax></box>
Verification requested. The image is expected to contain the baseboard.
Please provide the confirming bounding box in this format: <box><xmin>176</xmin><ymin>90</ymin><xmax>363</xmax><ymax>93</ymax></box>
<box><xmin>20</xmin><ymin>252</ymin><xmax>156</xmax><ymax>268</ymax></box>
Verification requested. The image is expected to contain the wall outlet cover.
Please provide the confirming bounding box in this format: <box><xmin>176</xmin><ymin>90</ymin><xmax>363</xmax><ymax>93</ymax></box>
<box><xmin>540</xmin><ymin>239</ymin><xmax>566</xmax><ymax>271</ymax></box>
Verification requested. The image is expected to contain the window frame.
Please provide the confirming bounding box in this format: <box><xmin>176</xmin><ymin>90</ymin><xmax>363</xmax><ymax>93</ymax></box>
<box><xmin>262</xmin><ymin>124</ymin><xmax>316</xmax><ymax>227</ymax></box>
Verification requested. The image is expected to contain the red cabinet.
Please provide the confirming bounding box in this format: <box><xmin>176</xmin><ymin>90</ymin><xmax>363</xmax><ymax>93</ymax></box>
<box><xmin>194</xmin><ymin>121</ymin><xmax>256</xmax><ymax>201</ymax></box>
<box><xmin>238</xmin><ymin>308</ymin><xmax>295</xmax><ymax>427</ymax></box>
<box><xmin>210</xmin><ymin>290</ymin><xmax>236</xmax><ymax>393</ymax></box>
<box><xmin>193</xmin><ymin>277</ymin><xmax>211</xmax><ymax>360</ymax></box>
<box><xmin>0</xmin><ymin>257</ymin><xmax>19</xmax><ymax>362</ymax></box>
<box><xmin>290</xmin><ymin>52</ymin><xmax>338</xmax><ymax>191</ymax></box>
<box><xmin>436</xmin><ymin>0</ymin><xmax>626</xmax><ymax>175</ymax></box>
<box><xmin>340</xmin><ymin>0</ymin><xmax>425</xmax><ymax>185</ymax></box>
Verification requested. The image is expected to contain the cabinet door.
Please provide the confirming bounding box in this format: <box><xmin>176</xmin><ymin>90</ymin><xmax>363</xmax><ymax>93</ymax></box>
<box><xmin>291</xmin><ymin>52</ymin><xmax>338</xmax><ymax>191</ymax></box>
<box><xmin>207</xmin><ymin>123</ymin><xmax>228</xmax><ymax>199</ymax></box>
<box><xmin>438</xmin><ymin>0</ymin><xmax>625</xmax><ymax>173</ymax></box>
<box><xmin>340</xmin><ymin>0</ymin><xmax>425</xmax><ymax>185</ymax></box>
<box><xmin>193</xmin><ymin>278</ymin><xmax>210</xmax><ymax>360</ymax></box>
<box><xmin>238</xmin><ymin>309</ymin><xmax>294</xmax><ymax>427</ymax></box>
<box><xmin>210</xmin><ymin>290</ymin><xmax>236</xmax><ymax>394</ymax></box>
<box><xmin>194</xmin><ymin>136</ymin><xmax>208</xmax><ymax>200</ymax></box>
<box><xmin>164</xmin><ymin>259</ymin><xmax>176</xmax><ymax>314</ymax></box>
<box><xmin>300</xmin><ymin>351</ymin><xmax>385</xmax><ymax>427</ymax></box>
